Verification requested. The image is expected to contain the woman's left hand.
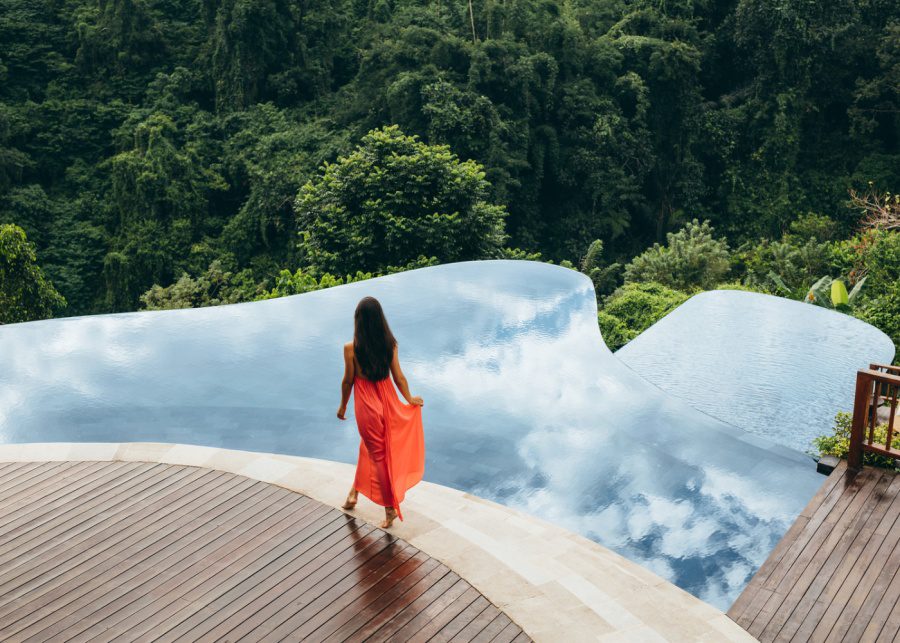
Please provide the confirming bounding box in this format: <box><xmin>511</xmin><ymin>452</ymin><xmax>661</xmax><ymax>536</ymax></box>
<box><xmin>337</xmin><ymin>405</ymin><xmax>347</xmax><ymax>420</ymax></box>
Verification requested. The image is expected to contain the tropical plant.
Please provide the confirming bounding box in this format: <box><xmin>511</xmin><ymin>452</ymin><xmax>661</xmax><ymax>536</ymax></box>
<box><xmin>0</xmin><ymin>224</ymin><xmax>66</xmax><ymax>323</ymax></box>
<box><xmin>624</xmin><ymin>220</ymin><xmax>730</xmax><ymax>291</ymax></box>
<box><xmin>580</xmin><ymin>239</ymin><xmax>622</xmax><ymax>298</ymax></box>
<box><xmin>597</xmin><ymin>282</ymin><xmax>690</xmax><ymax>351</ymax></box>
<box><xmin>813</xmin><ymin>411</ymin><xmax>897</xmax><ymax>470</ymax></box>
<box><xmin>295</xmin><ymin>126</ymin><xmax>507</xmax><ymax>276</ymax></box>
<box><xmin>805</xmin><ymin>275</ymin><xmax>866</xmax><ymax>311</ymax></box>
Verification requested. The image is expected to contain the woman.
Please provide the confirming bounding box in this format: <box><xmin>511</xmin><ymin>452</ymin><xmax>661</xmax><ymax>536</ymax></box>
<box><xmin>337</xmin><ymin>296</ymin><xmax>425</xmax><ymax>528</ymax></box>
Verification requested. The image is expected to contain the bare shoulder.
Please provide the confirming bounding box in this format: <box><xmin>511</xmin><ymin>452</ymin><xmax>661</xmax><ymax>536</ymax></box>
<box><xmin>344</xmin><ymin>341</ymin><xmax>354</xmax><ymax>355</ymax></box>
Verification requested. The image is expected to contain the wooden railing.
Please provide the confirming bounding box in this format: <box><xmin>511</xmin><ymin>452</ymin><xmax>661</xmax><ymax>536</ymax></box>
<box><xmin>848</xmin><ymin>363</ymin><xmax>900</xmax><ymax>471</ymax></box>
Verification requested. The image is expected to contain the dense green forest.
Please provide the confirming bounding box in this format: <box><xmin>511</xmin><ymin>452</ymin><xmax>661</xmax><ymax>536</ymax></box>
<box><xmin>0</xmin><ymin>0</ymin><xmax>898</xmax><ymax>350</ymax></box>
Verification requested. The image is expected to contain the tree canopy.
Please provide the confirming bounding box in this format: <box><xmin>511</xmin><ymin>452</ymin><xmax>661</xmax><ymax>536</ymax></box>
<box><xmin>0</xmin><ymin>0</ymin><xmax>896</xmax><ymax>356</ymax></box>
<box><xmin>296</xmin><ymin>126</ymin><xmax>507</xmax><ymax>275</ymax></box>
<box><xmin>0</xmin><ymin>224</ymin><xmax>66</xmax><ymax>323</ymax></box>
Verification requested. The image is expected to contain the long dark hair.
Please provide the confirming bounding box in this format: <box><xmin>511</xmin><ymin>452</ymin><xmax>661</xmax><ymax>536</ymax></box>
<box><xmin>353</xmin><ymin>297</ymin><xmax>397</xmax><ymax>381</ymax></box>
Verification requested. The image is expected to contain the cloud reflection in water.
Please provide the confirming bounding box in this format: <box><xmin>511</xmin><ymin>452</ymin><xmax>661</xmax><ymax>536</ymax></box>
<box><xmin>0</xmin><ymin>260</ymin><xmax>824</xmax><ymax>609</ymax></box>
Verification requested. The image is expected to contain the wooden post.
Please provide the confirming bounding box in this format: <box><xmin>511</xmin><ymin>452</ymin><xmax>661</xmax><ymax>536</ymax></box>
<box><xmin>848</xmin><ymin>370</ymin><xmax>871</xmax><ymax>472</ymax></box>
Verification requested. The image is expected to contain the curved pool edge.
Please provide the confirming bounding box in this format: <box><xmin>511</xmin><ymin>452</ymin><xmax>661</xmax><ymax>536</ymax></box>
<box><xmin>0</xmin><ymin>441</ymin><xmax>756</xmax><ymax>642</ymax></box>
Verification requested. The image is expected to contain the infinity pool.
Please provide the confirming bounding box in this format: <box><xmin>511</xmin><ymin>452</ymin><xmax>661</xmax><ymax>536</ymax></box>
<box><xmin>0</xmin><ymin>261</ymin><xmax>831</xmax><ymax>608</ymax></box>
<box><xmin>617</xmin><ymin>290</ymin><xmax>895</xmax><ymax>452</ymax></box>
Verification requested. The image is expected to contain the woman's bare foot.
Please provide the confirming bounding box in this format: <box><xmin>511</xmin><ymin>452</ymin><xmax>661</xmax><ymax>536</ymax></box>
<box><xmin>342</xmin><ymin>489</ymin><xmax>358</xmax><ymax>510</ymax></box>
<box><xmin>380</xmin><ymin>507</ymin><xmax>397</xmax><ymax>529</ymax></box>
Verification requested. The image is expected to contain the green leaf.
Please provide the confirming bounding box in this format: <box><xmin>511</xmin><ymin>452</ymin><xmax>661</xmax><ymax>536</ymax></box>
<box><xmin>767</xmin><ymin>271</ymin><xmax>791</xmax><ymax>295</ymax></box>
<box><xmin>848</xmin><ymin>276</ymin><xmax>867</xmax><ymax>305</ymax></box>
<box><xmin>831</xmin><ymin>279</ymin><xmax>849</xmax><ymax>307</ymax></box>
<box><xmin>805</xmin><ymin>276</ymin><xmax>833</xmax><ymax>307</ymax></box>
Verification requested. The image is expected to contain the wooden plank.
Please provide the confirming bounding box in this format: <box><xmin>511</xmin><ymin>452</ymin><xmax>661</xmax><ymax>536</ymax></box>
<box><xmin>80</xmin><ymin>508</ymin><xmax>357</xmax><ymax>643</ymax></box>
<box><xmin>731</xmin><ymin>465</ymin><xmax>900</xmax><ymax>643</ymax></box>
<box><xmin>491</xmin><ymin>620</ymin><xmax>525</xmax><ymax>643</ymax></box>
<box><xmin>0</xmin><ymin>461</ymin><xmax>57</xmax><ymax>495</ymax></box>
<box><xmin>0</xmin><ymin>461</ymin><xmax>30</xmax><ymax>483</ymax></box>
<box><xmin>256</xmin><ymin>538</ymin><xmax>412</xmax><ymax>641</ymax></box>
<box><xmin>806</xmin><ymin>481</ymin><xmax>900</xmax><ymax>642</ymax></box>
<box><xmin>0</xmin><ymin>463</ymin><xmax>128</xmax><ymax>542</ymax></box>
<box><xmin>0</xmin><ymin>461</ymin><xmax>84</xmax><ymax>506</ymax></box>
<box><xmin>0</xmin><ymin>463</ymin><xmax>180</xmax><ymax>560</ymax></box>
<box><xmin>171</xmin><ymin>519</ymin><xmax>378</xmax><ymax>642</ymax></box>
<box><xmin>264</xmin><ymin>543</ymin><xmax>419</xmax><ymax>640</ymax></box>
<box><xmin>321</xmin><ymin>558</ymin><xmax>444</xmax><ymax>643</ymax></box>
<box><xmin>857</xmin><ymin>563</ymin><xmax>900</xmax><ymax>641</ymax></box>
<box><xmin>430</xmin><ymin>595</ymin><xmax>491</xmax><ymax>642</ymax></box>
<box><xmin>0</xmin><ymin>477</ymin><xmax>270</xmax><ymax>638</ymax></box>
<box><xmin>404</xmin><ymin>586</ymin><xmax>482</xmax><ymax>643</ymax></box>
<box><xmin>62</xmin><ymin>502</ymin><xmax>332</xmax><ymax>641</ymax></box>
<box><xmin>450</xmin><ymin>603</ymin><xmax>507</xmax><ymax>642</ymax></box>
<box><xmin>775</xmin><ymin>472</ymin><xmax>900</xmax><ymax>641</ymax></box>
<box><xmin>758</xmin><ymin>469</ymin><xmax>887</xmax><ymax>640</ymax></box>
<box><xmin>832</xmin><ymin>537</ymin><xmax>900</xmax><ymax>642</ymax></box>
<box><xmin>788</xmin><ymin>472</ymin><xmax>900</xmax><ymax>642</ymax></box>
<box><xmin>361</xmin><ymin>569</ymin><xmax>461</xmax><ymax>643</ymax></box>
<box><xmin>762</xmin><ymin>467</ymin><xmax>874</xmax><ymax>593</ymax></box>
<box><xmin>201</xmin><ymin>529</ymin><xmax>393</xmax><ymax>641</ymax></box>
<box><xmin>747</xmin><ymin>590</ymin><xmax>785</xmax><ymax>639</ymax></box>
<box><xmin>374</xmin><ymin>577</ymin><xmax>472</xmax><ymax>643</ymax></box>
<box><xmin>0</xmin><ymin>462</ymin><xmax>529</xmax><ymax>642</ymax></box>
<box><xmin>0</xmin><ymin>462</ymin><xmax>166</xmax><ymax>542</ymax></box>
<box><xmin>741</xmin><ymin>467</ymin><xmax>874</xmax><ymax>631</ymax></box>
<box><xmin>17</xmin><ymin>486</ymin><xmax>311</xmax><ymax>640</ymax></box>
<box><xmin>305</xmin><ymin>551</ymin><xmax>435</xmax><ymax>642</ymax></box>
<box><xmin>471</xmin><ymin>612</ymin><xmax>513</xmax><ymax>642</ymax></box>
<box><xmin>0</xmin><ymin>468</ymin><xmax>244</xmax><ymax>612</ymax></box>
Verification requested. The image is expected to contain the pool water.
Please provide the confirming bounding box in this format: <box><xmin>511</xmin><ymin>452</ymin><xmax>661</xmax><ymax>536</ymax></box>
<box><xmin>616</xmin><ymin>290</ymin><xmax>895</xmax><ymax>453</ymax></box>
<box><xmin>0</xmin><ymin>261</ymin><xmax>832</xmax><ymax>609</ymax></box>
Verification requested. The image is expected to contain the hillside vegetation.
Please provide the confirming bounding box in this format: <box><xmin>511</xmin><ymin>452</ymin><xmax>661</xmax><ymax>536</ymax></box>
<box><xmin>0</xmin><ymin>0</ymin><xmax>897</xmax><ymax>349</ymax></box>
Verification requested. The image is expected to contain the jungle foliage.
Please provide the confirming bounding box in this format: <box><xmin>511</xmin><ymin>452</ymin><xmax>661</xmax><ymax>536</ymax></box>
<box><xmin>0</xmin><ymin>0</ymin><xmax>897</xmax><ymax>323</ymax></box>
<box><xmin>596</xmin><ymin>214</ymin><xmax>900</xmax><ymax>356</ymax></box>
<box><xmin>0</xmin><ymin>223</ymin><xmax>65</xmax><ymax>323</ymax></box>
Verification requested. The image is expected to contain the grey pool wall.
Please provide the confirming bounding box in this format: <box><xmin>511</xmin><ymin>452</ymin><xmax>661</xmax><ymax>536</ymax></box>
<box><xmin>0</xmin><ymin>260</ymin><xmax>833</xmax><ymax>609</ymax></box>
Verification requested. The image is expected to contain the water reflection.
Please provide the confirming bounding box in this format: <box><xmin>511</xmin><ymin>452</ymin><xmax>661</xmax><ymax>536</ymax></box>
<box><xmin>0</xmin><ymin>260</ymin><xmax>824</xmax><ymax>609</ymax></box>
<box><xmin>616</xmin><ymin>290</ymin><xmax>895</xmax><ymax>453</ymax></box>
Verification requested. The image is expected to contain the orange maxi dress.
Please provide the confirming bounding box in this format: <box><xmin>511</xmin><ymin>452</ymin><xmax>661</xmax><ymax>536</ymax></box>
<box><xmin>352</xmin><ymin>374</ymin><xmax>425</xmax><ymax>521</ymax></box>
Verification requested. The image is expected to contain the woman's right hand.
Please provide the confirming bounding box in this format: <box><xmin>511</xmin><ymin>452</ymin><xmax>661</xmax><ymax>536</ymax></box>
<box><xmin>410</xmin><ymin>396</ymin><xmax>424</xmax><ymax>406</ymax></box>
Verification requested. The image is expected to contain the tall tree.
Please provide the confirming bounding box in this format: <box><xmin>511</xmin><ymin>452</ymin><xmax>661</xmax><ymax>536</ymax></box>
<box><xmin>296</xmin><ymin>125</ymin><xmax>507</xmax><ymax>275</ymax></box>
<box><xmin>0</xmin><ymin>224</ymin><xmax>65</xmax><ymax>323</ymax></box>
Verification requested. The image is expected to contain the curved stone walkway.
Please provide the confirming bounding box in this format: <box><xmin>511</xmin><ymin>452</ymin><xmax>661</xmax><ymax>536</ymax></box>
<box><xmin>0</xmin><ymin>460</ymin><xmax>526</xmax><ymax>642</ymax></box>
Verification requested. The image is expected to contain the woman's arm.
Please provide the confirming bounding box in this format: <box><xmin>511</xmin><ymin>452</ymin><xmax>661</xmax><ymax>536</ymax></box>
<box><xmin>390</xmin><ymin>344</ymin><xmax>423</xmax><ymax>406</ymax></box>
<box><xmin>337</xmin><ymin>343</ymin><xmax>355</xmax><ymax>420</ymax></box>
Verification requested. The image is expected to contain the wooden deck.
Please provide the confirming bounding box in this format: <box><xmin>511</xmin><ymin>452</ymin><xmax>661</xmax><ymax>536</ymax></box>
<box><xmin>728</xmin><ymin>461</ymin><xmax>900</xmax><ymax>642</ymax></box>
<box><xmin>0</xmin><ymin>460</ymin><xmax>528</xmax><ymax>642</ymax></box>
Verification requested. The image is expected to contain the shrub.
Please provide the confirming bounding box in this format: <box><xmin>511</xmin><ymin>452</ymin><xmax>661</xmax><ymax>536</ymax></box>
<box><xmin>858</xmin><ymin>282</ymin><xmax>900</xmax><ymax>357</ymax></box>
<box><xmin>813</xmin><ymin>412</ymin><xmax>897</xmax><ymax>470</ymax></box>
<box><xmin>624</xmin><ymin>219</ymin><xmax>730</xmax><ymax>291</ymax></box>
<box><xmin>139</xmin><ymin>260</ymin><xmax>265</xmax><ymax>309</ymax></box>
<box><xmin>597</xmin><ymin>310</ymin><xmax>632</xmax><ymax>351</ymax></box>
<box><xmin>296</xmin><ymin>125</ymin><xmax>507</xmax><ymax>275</ymax></box>
<box><xmin>598</xmin><ymin>282</ymin><xmax>690</xmax><ymax>350</ymax></box>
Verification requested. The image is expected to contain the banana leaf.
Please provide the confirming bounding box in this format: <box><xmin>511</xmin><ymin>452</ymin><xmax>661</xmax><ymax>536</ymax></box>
<box><xmin>848</xmin><ymin>275</ymin><xmax>867</xmax><ymax>305</ymax></box>
<box><xmin>831</xmin><ymin>279</ymin><xmax>849</xmax><ymax>307</ymax></box>
<box><xmin>767</xmin><ymin>271</ymin><xmax>791</xmax><ymax>295</ymax></box>
<box><xmin>805</xmin><ymin>276</ymin><xmax>833</xmax><ymax>307</ymax></box>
